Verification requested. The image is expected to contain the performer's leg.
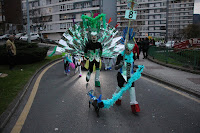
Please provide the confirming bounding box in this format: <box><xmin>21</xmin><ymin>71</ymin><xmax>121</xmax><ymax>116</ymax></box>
<box><xmin>78</xmin><ymin>62</ymin><xmax>82</xmax><ymax>77</ymax></box>
<box><xmin>108</xmin><ymin>58</ymin><xmax>112</xmax><ymax>70</ymax></box>
<box><xmin>64</xmin><ymin>61</ymin><xmax>69</xmax><ymax>74</ymax></box>
<box><xmin>75</xmin><ymin>61</ymin><xmax>78</xmax><ymax>73</ymax></box>
<box><xmin>143</xmin><ymin>50</ymin><xmax>145</xmax><ymax>59</ymax></box>
<box><xmin>129</xmin><ymin>82</ymin><xmax>140</xmax><ymax>113</ymax></box>
<box><xmin>86</xmin><ymin>61</ymin><xmax>94</xmax><ymax>82</ymax></box>
<box><xmin>64</xmin><ymin>61</ymin><xmax>67</xmax><ymax>74</ymax></box>
<box><xmin>94</xmin><ymin>60</ymin><xmax>100</xmax><ymax>87</ymax></box>
<box><xmin>115</xmin><ymin>72</ymin><xmax>125</xmax><ymax>105</ymax></box>
<box><xmin>104</xmin><ymin>58</ymin><xmax>108</xmax><ymax>70</ymax></box>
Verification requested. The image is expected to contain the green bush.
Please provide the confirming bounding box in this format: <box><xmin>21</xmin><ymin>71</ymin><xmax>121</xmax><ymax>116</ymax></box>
<box><xmin>0</xmin><ymin>42</ymin><xmax>49</xmax><ymax>65</ymax></box>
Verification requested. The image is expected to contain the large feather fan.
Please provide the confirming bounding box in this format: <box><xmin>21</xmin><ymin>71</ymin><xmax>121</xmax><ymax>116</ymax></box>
<box><xmin>49</xmin><ymin>14</ymin><xmax>123</xmax><ymax>58</ymax></box>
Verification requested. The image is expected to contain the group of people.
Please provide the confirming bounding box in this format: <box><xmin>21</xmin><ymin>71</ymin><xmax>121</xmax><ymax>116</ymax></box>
<box><xmin>62</xmin><ymin>52</ymin><xmax>83</xmax><ymax>77</ymax></box>
<box><xmin>62</xmin><ymin>31</ymin><xmax>143</xmax><ymax>113</ymax></box>
<box><xmin>136</xmin><ymin>38</ymin><xmax>151</xmax><ymax>59</ymax></box>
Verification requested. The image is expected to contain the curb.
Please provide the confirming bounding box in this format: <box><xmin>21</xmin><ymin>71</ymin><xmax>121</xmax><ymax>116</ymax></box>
<box><xmin>148</xmin><ymin>56</ymin><xmax>200</xmax><ymax>75</ymax></box>
<box><xmin>0</xmin><ymin>58</ymin><xmax>62</xmax><ymax>132</ymax></box>
<box><xmin>142</xmin><ymin>72</ymin><xmax>200</xmax><ymax>98</ymax></box>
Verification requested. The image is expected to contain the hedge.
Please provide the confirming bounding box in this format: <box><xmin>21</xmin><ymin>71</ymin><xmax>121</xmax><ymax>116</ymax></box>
<box><xmin>0</xmin><ymin>41</ymin><xmax>49</xmax><ymax>65</ymax></box>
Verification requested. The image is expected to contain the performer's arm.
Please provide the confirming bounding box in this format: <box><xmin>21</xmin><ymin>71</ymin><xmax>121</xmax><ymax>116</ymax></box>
<box><xmin>99</xmin><ymin>43</ymin><xmax>103</xmax><ymax>57</ymax></box>
<box><xmin>115</xmin><ymin>54</ymin><xmax>123</xmax><ymax>70</ymax></box>
<box><xmin>84</xmin><ymin>42</ymin><xmax>89</xmax><ymax>58</ymax></box>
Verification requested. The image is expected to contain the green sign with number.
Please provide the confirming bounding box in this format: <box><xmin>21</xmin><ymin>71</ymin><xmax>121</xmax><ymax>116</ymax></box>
<box><xmin>125</xmin><ymin>10</ymin><xmax>137</xmax><ymax>20</ymax></box>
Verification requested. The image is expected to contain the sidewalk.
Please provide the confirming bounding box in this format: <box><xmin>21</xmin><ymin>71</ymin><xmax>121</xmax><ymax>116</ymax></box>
<box><xmin>135</xmin><ymin>54</ymin><xmax>200</xmax><ymax>97</ymax></box>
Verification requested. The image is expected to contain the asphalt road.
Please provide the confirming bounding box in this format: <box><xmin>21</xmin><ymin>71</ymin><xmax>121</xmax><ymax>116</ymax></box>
<box><xmin>3</xmin><ymin>61</ymin><xmax>200</xmax><ymax>133</ymax></box>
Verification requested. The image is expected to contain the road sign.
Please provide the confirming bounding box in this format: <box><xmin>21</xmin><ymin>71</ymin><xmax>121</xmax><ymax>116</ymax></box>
<box><xmin>125</xmin><ymin>10</ymin><xmax>137</xmax><ymax>20</ymax></box>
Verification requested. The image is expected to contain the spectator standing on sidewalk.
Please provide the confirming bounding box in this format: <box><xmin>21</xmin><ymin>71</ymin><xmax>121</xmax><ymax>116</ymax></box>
<box><xmin>142</xmin><ymin>37</ymin><xmax>149</xmax><ymax>59</ymax></box>
<box><xmin>6</xmin><ymin>35</ymin><xmax>16</xmax><ymax>70</ymax></box>
<box><xmin>136</xmin><ymin>38</ymin><xmax>142</xmax><ymax>55</ymax></box>
<box><xmin>151</xmin><ymin>38</ymin><xmax>155</xmax><ymax>46</ymax></box>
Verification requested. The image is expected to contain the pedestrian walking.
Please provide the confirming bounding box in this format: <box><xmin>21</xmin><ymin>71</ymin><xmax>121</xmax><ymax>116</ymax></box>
<box><xmin>142</xmin><ymin>37</ymin><xmax>149</xmax><ymax>59</ymax></box>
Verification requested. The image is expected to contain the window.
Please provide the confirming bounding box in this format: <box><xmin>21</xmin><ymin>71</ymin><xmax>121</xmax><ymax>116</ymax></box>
<box><xmin>155</xmin><ymin>3</ymin><xmax>160</xmax><ymax>7</ymax></box>
<box><xmin>155</xmin><ymin>33</ymin><xmax>160</xmax><ymax>36</ymax></box>
<box><xmin>155</xmin><ymin>21</ymin><xmax>160</xmax><ymax>24</ymax></box>
<box><xmin>161</xmin><ymin>21</ymin><xmax>166</xmax><ymax>24</ymax></box>
<box><xmin>155</xmin><ymin>27</ymin><xmax>160</xmax><ymax>30</ymax></box>
<box><xmin>75</xmin><ymin>3</ymin><xmax>82</xmax><ymax>9</ymax></box>
<box><xmin>160</xmin><ymin>26</ymin><xmax>166</xmax><ymax>30</ymax></box>
<box><xmin>60</xmin><ymin>14</ymin><xmax>74</xmax><ymax>20</ymax></box>
<box><xmin>149</xmin><ymin>16</ymin><xmax>154</xmax><ymax>19</ymax></box>
<box><xmin>149</xmin><ymin>21</ymin><xmax>154</xmax><ymax>25</ymax></box>
<box><xmin>46</xmin><ymin>0</ymin><xmax>51</xmax><ymax>5</ymax></box>
<box><xmin>149</xmin><ymin>33</ymin><xmax>154</xmax><ymax>36</ymax></box>
<box><xmin>66</xmin><ymin>4</ymin><xmax>73</xmax><ymax>10</ymax></box>
<box><xmin>149</xmin><ymin>4</ymin><xmax>154</xmax><ymax>7</ymax></box>
<box><xmin>83</xmin><ymin>2</ymin><xmax>91</xmax><ymax>8</ymax></box>
<box><xmin>60</xmin><ymin>23</ymin><xmax>66</xmax><ymax>29</ymax></box>
<box><xmin>59</xmin><ymin>0</ymin><xmax>71</xmax><ymax>2</ymax></box>
<box><xmin>60</xmin><ymin>4</ymin><xmax>66</xmax><ymax>11</ymax></box>
<box><xmin>149</xmin><ymin>27</ymin><xmax>154</xmax><ymax>31</ymax></box>
<box><xmin>155</xmin><ymin>15</ymin><xmax>160</xmax><ymax>19</ymax></box>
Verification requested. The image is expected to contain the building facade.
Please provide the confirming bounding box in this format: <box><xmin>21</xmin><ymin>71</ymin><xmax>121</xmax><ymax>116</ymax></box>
<box><xmin>117</xmin><ymin>0</ymin><xmax>194</xmax><ymax>40</ymax></box>
<box><xmin>21</xmin><ymin>0</ymin><xmax>101</xmax><ymax>40</ymax></box>
<box><xmin>193</xmin><ymin>14</ymin><xmax>200</xmax><ymax>25</ymax></box>
<box><xmin>0</xmin><ymin>0</ymin><xmax>23</xmax><ymax>35</ymax></box>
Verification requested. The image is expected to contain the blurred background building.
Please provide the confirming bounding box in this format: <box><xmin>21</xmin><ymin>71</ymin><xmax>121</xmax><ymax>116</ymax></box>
<box><xmin>193</xmin><ymin>14</ymin><xmax>200</xmax><ymax>25</ymax></box>
<box><xmin>117</xmin><ymin>0</ymin><xmax>194</xmax><ymax>41</ymax></box>
<box><xmin>21</xmin><ymin>0</ymin><xmax>103</xmax><ymax>40</ymax></box>
<box><xmin>20</xmin><ymin>0</ymin><xmax>194</xmax><ymax>41</ymax></box>
<box><xmin>0</xmin><ymin>0</ymin><xmax>23</xmax><ymax>35</ymax></box>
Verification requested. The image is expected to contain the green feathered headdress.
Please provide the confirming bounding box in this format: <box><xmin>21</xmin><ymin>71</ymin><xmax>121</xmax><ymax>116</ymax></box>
<box><xmin>81</xmin><ymin>13</ymin><xmax>106</xmax><ymax>33</ymax></box>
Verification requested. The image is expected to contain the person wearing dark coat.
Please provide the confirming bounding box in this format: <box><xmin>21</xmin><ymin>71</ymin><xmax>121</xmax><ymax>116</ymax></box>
<box><xmin>142</xmin><ymin>38</ymin><xmax>149</xmax><ymax>59</ymax></box>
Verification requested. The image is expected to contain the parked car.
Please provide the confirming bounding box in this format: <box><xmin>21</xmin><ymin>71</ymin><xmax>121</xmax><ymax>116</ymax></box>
<box><xmin>41</xmin><ymin>38</ymin><xmax>57</xmax><ymax>44</ymax></box>
<box><xmin>155</xmin><ymin>42</ymin><xmax>162</xmax><ymax>47</ymax></box>
<box><xmin>15</xmin><ymin>33</ymin><xmax>24</xmax><ymax>40</ymax></box>
<box><xmin>20</xmin><ymin>33</ymin><xmax>40</xmax><ymax>41</ymax></box>
<box><xmin>165</xmin><ymin>41</ymin><xmax>175</xmax><ymax>48</ymax></box>
<box><xmin>0</xmin><ymin>34</ymin><xmax>10</xmax><ymax>40</ymax></box>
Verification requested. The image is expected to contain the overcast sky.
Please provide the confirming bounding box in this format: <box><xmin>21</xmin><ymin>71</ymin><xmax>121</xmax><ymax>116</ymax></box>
<box><xmin>194</xmin><ymin>0</ymin><xmax>200</xmax><ymax>14</ymax></box>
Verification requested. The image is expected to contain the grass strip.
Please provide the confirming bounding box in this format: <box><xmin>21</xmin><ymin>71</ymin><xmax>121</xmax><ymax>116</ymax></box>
<box><xmin>0</xmin><ymin>55</ymin><xmax>62</xmax><ymax>115</ymax></box>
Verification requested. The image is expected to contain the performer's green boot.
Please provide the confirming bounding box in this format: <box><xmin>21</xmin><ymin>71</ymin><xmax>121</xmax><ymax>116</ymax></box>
<box><xmin>86</xmin><ymin>71</ymin><xmax>91</xmax><ymax>82</ymax></box>
<box><xmin>95</xmin><ymin>81</ymin><xmax>100</xmax><ymax>87</ymax></box>
<box><xmin>95</xmin><ymin>69</ymin><xmax>100</xmax><ymax>87</ymax></box>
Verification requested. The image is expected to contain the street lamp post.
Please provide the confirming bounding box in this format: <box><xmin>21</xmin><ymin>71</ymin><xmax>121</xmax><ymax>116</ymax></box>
<box><xmin>166</xmin><ymin>0</ymin><xmax>169</xmax><ymax>42</ymax></box>
<box><xmin>26</xmin><ymin>0</ymin><xmax>31</xmax><ymax>43</ymax></box>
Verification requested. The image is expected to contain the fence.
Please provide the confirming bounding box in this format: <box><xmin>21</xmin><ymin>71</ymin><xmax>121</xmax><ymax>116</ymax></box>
<box><xmin>148</xmin><ymin>46</ymin><xmax>200</xmax><ymax>70</ymax></box>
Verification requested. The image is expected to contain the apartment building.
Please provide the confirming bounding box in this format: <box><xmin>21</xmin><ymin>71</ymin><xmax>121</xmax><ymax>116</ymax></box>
<box><xmin>0</xmin><ymin>0</ymin><xmax>5</xmax><ymax>34</ymax></box>
<box><xmin>21</xmin><ymin>0</ymin><xmax>101</xmax><ymax>40</ymax></box>
<box><xmin>0</xmin><ymin>0</ymin><xmax>23</xmax><ymax>35</ymax></box>
<box><xmin>117</xmin><ymin>0</ymin><xmax>194</xmax><ymax>40</ymax></box>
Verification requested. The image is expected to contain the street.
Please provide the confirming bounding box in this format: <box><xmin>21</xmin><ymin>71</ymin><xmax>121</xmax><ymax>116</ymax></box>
<box><xmin>3</xmin><ymin>60</ymin><xmax>200</xmax><ymax>133</ymax></box>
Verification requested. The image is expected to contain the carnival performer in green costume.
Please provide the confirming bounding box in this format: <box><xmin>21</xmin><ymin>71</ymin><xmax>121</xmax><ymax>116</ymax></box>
<box><xmin>84</xmin><ymin>31</ymin><xmax>102</xmax><ymax>87</ymax></box>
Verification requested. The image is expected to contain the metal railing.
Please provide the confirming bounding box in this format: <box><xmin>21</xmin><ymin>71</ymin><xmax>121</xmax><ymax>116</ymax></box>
<box><xmin>148</xmin><ymin>46</ymin><xmax>200</xmax><ymax>70</ymax></box>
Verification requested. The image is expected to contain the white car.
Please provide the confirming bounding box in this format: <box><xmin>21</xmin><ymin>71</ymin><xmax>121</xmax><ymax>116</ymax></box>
<box><xmin>165</xmin><ymin>41</ymin><xmax>175</xmax><ymax>48</ymax></box>
<box><xmin>20</xmin><ymin>33</ymin><xmax>40</xmax><ymax>41</ymax></box>
<box><xmin>0</xmin><ymin>34</ymin><xmax>10</xmax><ymax>40</ymax></box>
<box><xmin>15</xmin><ymin>33</ymin><xmax>24</xmax><ymax>39</ymax></box>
